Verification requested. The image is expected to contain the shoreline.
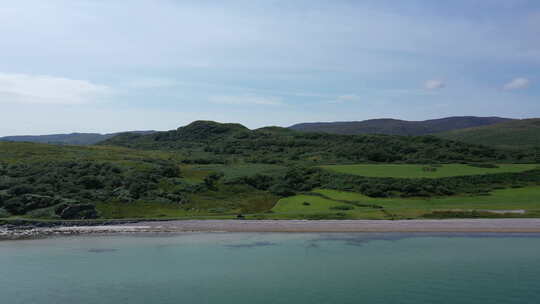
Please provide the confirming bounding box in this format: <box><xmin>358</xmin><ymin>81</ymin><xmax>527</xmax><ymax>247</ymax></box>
<box><xmin>3</xmin><ymin>219</ymin><xmax>540</xmax><ymax>240</ymax></box>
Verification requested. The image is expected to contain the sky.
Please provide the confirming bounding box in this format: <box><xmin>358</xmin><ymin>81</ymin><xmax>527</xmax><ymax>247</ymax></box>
<box><xmin>1</xmin><ymin>0</ymin><xmax>539</xmax><ymax>136</ymax></box>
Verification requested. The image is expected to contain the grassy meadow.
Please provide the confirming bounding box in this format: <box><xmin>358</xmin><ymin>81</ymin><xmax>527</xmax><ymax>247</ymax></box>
<box><xmin>320</xmin><ymin>164</ymin><xmax>538</xmax><ymax>178</ymax></box>
<box><xmin>271</xmin><ymin>187</ymin><xmax>540</xmax><ymax>219</ymax></box>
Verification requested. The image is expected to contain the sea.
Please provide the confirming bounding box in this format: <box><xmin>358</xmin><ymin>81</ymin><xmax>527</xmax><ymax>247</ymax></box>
<box><xmin>1</xmin><ymin>232</ymin><xmax>539</xmax><ymax>304</ymax></box>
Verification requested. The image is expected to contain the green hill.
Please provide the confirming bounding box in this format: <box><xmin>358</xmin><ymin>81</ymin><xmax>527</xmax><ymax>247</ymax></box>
<box><xmin>0</xmin><ymin>142</ymin><xmax>282</xmax><ymax>220</ymax></box>
<box><xmin>101</xmin><ymin>120</ymin><xmax>532</xmax><ymax>164</ymax></box>
<box><xmin>437</xmin><ymin>119</ymin><xmax>540</xmax><ymax>149</ymax></box>
<box><xmin>0</xmin><ymin>131</ymin><xmax>155</xmax><ymax>145</ymax></box>
<box><xmin>289</xmin><ymin>116</ymin><xmax>512</xmax><ymax>135</ymax></box>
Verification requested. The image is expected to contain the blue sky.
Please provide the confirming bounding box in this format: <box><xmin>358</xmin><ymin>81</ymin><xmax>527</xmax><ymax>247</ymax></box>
<box><xmin>1</xmin><ymin>0</ymin><xmax>539</xmax><ymax>135</ymax></box>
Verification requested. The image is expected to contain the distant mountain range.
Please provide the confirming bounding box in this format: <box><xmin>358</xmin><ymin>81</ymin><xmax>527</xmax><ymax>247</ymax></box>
<box><xmin>0</xmin><ymin>131</ymin><xmax>156</xmax><ymax>145</ymax></box>
<box><xmin>289</xmin><ymin>116</ymin><xmax>513</xmax><ymax>136</ymax></box>
<box><xmin>2</xmin><ymin>116</ymin><xmax>539</xmax><ymax>149</ymax></box>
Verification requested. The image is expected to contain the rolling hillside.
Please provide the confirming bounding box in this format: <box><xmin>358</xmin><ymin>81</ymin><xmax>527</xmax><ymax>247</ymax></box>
<box><xmin>1</xmin><ymin>122</ymin><xmax>539</xmax><ymax>221</ymax></box>
<box><xmin>289</xmin><ymin>116</ymin><xmax>512</xmax><ymax>136</ymax></box>
<box><xmin>437</xmin><ymin>119</ymin><xmax>540</xmax><ymax>149</ymax></box>
<box><xmin>0</xmin><ymin>131</ymin><xmax>156</xmax><ymax>145</ymax></box>
<box><xmin>101</xmin><ymin>120</ymin><xmax>532</xmax><ymax>164</ymax></box>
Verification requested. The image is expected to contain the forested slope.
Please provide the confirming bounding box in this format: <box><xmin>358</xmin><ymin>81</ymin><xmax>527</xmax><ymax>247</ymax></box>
<box><xmin>437</xmin><ymin>119</ymin><xmax>540</xmax><ymax>149</ymax></box>
<box><xmin>101</xmin><ymin>120</ymin><xmax>533</xmax><ymax>164</ymax></box>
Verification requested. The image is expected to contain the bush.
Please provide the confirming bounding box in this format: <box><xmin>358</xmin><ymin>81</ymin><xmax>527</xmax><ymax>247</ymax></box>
<box><xmin>4</xmin><ymin>194</ymin><xmax>61</xmax><ymax>215</ymax></box>
<box><xmin>78</xmin><ymin>176</ymin><xmax>104</xmax><ymax>189</ymax></box>
<box><xmin>4</xmin><ymin>197</ymin><xmax>28</xmax><ymax>215</ymax></box>
<box><xmin>269</xmin><ymin>183</ymin><xmax>295</xmax><ymax>196</ymax></box>
<box><xmin>330</xmin><ymin>205</ymin><xmax>354</xmax><ymax>211</ymax></box>
<box><xmin>26</xmin><ymin>206</ymin><xmax>59</xmax><ymax>219</ymax></box>
<box><xmin>0</xmin><ymin>208</ymin><xmax>10</xmax><ymax>218</ymax></box>
<box><xmin>204</xmin><ymin>172</ymin><xmax>224</xmax><ymax>190</ymax></box>
<box><xmin>8</xmin><ymin>184</ymin><xmax>34</xmax><ymax>196</ymax></box>
<box><xmin>160</xmin><ymin>164</ymin><xmax>181</xmax><ymax>178</ymax></box>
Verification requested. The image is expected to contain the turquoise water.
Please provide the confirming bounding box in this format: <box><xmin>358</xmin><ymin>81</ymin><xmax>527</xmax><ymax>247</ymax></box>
<box><xmin>1</xmin><ymin>233</ymin><xmax>540</xmax><ymax>304</ymax></box>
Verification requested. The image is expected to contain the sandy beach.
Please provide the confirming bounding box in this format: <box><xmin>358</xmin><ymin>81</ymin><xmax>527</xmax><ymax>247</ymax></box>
<box><xmin>2</xmin><ymin>219</ymin><xmax>540</xmax><ymax>240</ymax></box>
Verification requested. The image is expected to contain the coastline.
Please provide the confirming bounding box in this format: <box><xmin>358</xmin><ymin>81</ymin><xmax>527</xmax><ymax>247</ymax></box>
<box><xmin>3</xmin><ymin>219</ymin><xmax>540</xmax><ymax>240</ymax></box>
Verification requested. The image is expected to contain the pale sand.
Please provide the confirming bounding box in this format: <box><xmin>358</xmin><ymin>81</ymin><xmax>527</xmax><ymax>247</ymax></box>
<box><xmin>125</xmin><ymin>219</ymin><xmax>540</xmax><ymax>233</ymax></box>
<box><xmin>3</xmin><ymin>219</ymin><xmax>540</xmax><ymax>240</ymax></box>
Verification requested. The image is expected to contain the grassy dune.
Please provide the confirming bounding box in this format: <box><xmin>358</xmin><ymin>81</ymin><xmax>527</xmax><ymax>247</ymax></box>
<box><xmin>320</xmin><ymin>164</ymin><xmax>538</xmax><ymax>178</ymax></box>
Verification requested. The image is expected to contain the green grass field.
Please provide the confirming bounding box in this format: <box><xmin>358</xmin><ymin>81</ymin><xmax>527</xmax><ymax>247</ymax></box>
<box><xmin>272</xmin><ymin>186</ymin><xmax>540</xmax><ymax>219</ymax></box>
<box><xmin>320</xmin><ymin>164</ymin><xmax>538</xmax><ymax>178</ymax></box>
<box><xmin>271</xmin><ymin>193</ymin><xmax>384</xmax><ymax>219</ymax></box>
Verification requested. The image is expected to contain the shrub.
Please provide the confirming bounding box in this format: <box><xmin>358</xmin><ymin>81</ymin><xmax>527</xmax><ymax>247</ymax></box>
<box><xmin>330</xmin><ymin>205</ymin><xmax>354</xmax><ymax>211</ymax></box>
<box><xmin>0</xmin><ymin>208</ymin><xmax>10</xmax><ymax>218</ymax></box>
<box><xmin>8</xmin><ymin>184</ymin><xmax>34</xmax><ymax>196</ymax></box>
<box><xmin>204</xmin><ymin>172</ymin><xmax>224</xmax><ymax>190</ymax></box>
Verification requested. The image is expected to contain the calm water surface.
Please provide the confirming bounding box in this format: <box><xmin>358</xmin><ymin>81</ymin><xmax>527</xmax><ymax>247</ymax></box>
<box><xmin>1</xmin><ymin>232</ymin><xmax>539</xmax><ymax>304</ymax></box>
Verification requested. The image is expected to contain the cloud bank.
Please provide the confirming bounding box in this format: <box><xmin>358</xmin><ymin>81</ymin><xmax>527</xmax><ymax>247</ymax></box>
<box><xmin>0</xmin><ymin>73</ymin><xmax>110</xmax><ymax>104</ymax></box>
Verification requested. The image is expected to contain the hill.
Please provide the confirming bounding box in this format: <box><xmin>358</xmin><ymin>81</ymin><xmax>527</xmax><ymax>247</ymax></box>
<box><xmin>289</xmin><ymin>116</ymin><xmax>512</xmax><ymax>136</ymax></box>
<box><xmin>2</xmin><ymin>140</ymin><xmax>540</xmax><ymax>222</ymax></box>
<box><xmin>0</xmin><ymin>131</ymin><xmax>156</xmax><ymax>145</ymax></box>
<box><xmin>101</xmin><ymin>120</ymin><xmax>533</xmax><ymax>164</ymax></box>
<box><xmin>437</xmin><ymin>119</ymin><xmax>540</xmax><ymax>149</ymax></box>
<box><xmin>1</xmin><ymin>121</ymin><xmax>539</xmax><ymax>222</ymax></box>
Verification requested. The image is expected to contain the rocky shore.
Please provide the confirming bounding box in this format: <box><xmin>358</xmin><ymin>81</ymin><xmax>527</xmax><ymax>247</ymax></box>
<box><xmin>3</xmin><ymin>219</ymin><xmax>540</xmax><ymax>240</ymax></box>
<box><xmin>0</xmin><ymin>219</ymin><xmax>144</xmax><ymax>240</ymax></box>
<box><xmin>0</xmin><ymin>224</ymin><xmax>151</xmax><ymax>240</ymax></box>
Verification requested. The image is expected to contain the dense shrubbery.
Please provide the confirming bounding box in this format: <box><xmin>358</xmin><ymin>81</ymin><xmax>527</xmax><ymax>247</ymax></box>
<box><xmin>228</xmin><ymin>166</ymin><xmax>540</xmax><ymax>199</ymax></box>
<box><xmin>0</xmin><ymin>159</ymin><xmax>186</xmax><ymax>218</ymax></box>
<box><xmin>320</xmin><ymin>168</ymin><xmax>540</xmax><ymax>198</ymax></box>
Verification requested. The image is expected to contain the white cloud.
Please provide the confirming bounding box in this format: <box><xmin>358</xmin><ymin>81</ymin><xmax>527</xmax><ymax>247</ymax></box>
<box><xmin>0</xmin><ymin>73</ymin><xmax>110</xmax><ymax>104</ymax></box>
<box><xmin>329</xmin><ymin>94</ymin><xmax>360</xmax><ymax>103</ymax></box>
<box><xmin>424</xmin><ymin>80</ymin><xmax>445</xmax><ymax>90</ymax></box>
<box><xmin>503</xmin><ymin>77</ymin><xmax>530</xmax><ymax>90</ymax></box>
<box><xmin>209</xmin><ymin>95</ymin><xmax>283</xmax><ymax>106</ymax></box>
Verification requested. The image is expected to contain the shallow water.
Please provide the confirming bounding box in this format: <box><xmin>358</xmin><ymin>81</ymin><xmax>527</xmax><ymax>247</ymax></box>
<box><xmin>1</xmin><ymin>233</ymin><xmax>539</xmax><ymax>304</ymax></box>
